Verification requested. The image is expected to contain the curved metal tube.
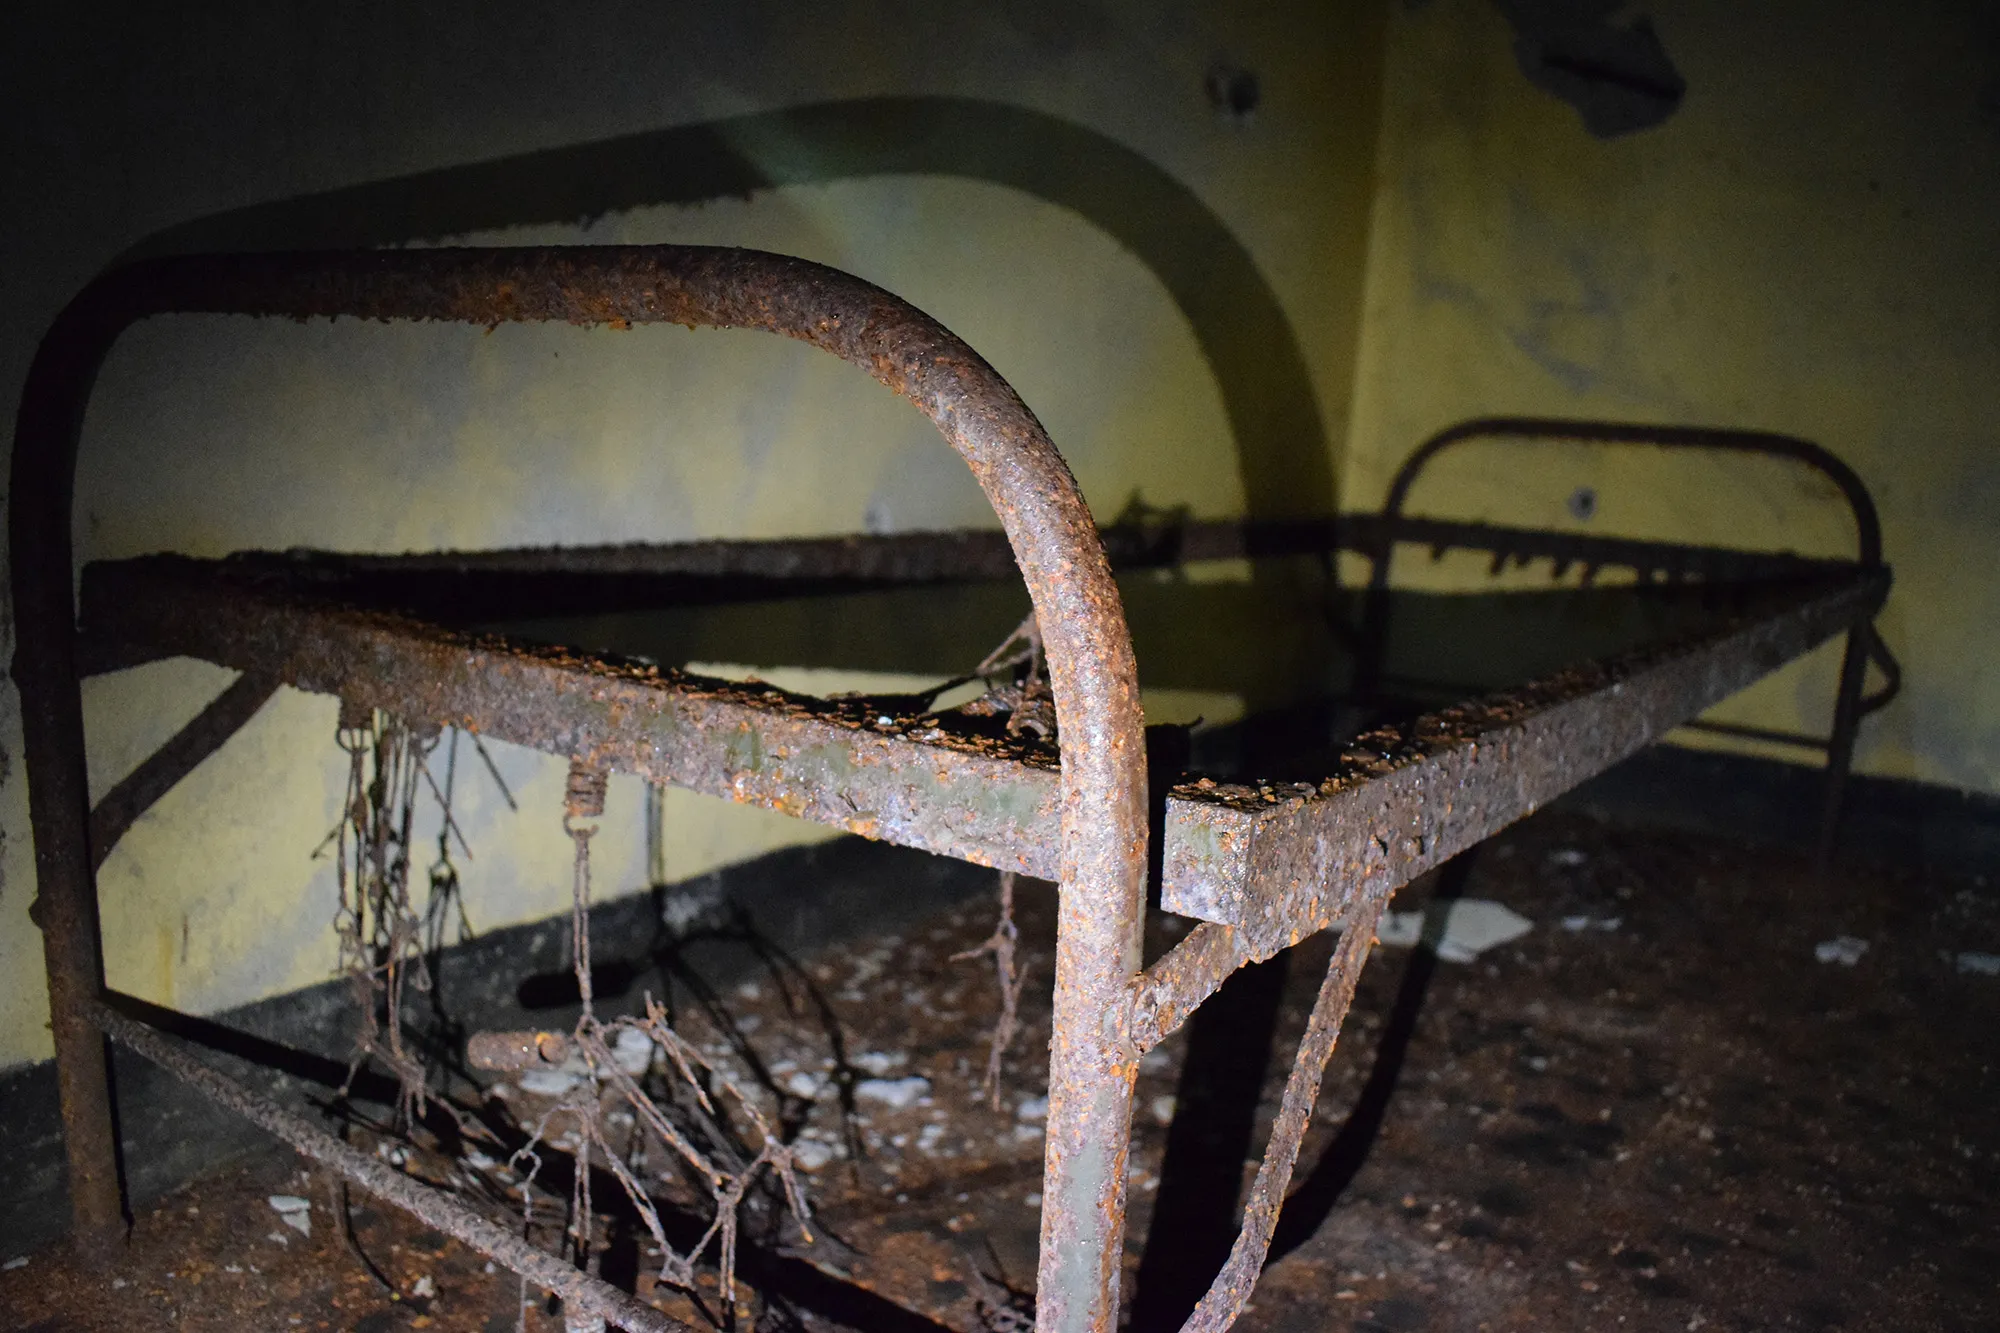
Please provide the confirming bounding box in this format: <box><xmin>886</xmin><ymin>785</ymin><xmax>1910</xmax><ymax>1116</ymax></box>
<box><xmin>1377</xmin><ymin>416</ymin><xmax>1883</xmax><ymax>568</ymax></box>
<box><xmin>10</xmin><ymin>246</ymin><xmax>1148</xmax><ymax>1329</ymax></box>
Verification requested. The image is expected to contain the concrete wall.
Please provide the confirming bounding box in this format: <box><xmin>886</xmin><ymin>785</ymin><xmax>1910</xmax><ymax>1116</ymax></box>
<box><xmin>0</xmin><ymin>2</ymin><xmax>1387</xmax><ymax>1067</ymax></box>
<box><xmin>1345</xmin><ymin>0</ymin><xmax>2000</xmax><ymax>790</ymax></box>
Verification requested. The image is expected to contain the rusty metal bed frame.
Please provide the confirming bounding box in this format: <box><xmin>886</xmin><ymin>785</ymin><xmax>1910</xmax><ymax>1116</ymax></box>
<box><xmin>10</xmin><ymin>247</ymin><xmax>1891</xmax><ymax>1333</ymax></box>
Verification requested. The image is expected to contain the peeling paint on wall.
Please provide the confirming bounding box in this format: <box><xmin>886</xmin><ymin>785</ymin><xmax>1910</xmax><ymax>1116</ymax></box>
<box><xmin>1493</xmin><ymin>0</ymin><xmax>1685</xmax><ymax>137</ymax></box>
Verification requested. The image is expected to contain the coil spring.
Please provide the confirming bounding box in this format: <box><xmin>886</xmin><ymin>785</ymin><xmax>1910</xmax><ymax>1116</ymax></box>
<box><xmin>565</xmin><ymin>759</ymin><xmax>608</xmax><ymax>821</ymax></box>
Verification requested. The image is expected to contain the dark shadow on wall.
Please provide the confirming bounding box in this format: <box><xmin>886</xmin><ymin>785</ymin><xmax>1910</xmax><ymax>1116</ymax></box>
<box><xmin>124</xmin><ymin>95</ymin><xmax>1334</xmax><ymax>526</ymax></box>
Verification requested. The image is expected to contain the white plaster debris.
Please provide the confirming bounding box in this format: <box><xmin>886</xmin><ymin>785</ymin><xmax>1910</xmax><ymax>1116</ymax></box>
<box><xmin>785</xmin><ymin>1071</ymin><xmax>825</xmax><ymax>1098</ymax></box>
<box><xmin>411</xmin><ymin>1275</ymin><xmax>436</xmax><ymax>1299</ymax></box>
<box><xmin>792</xmin><ymin>1140</ymin><xmax>836</xmax><ymax>1172</ymax></box>
<box><xmin>661</xmin><ymin>881</ymin><xmax>723</xmax><ymax>933</ymax></box>
<box><xmin>1376</xmin><ymin>900</ymin><xmax>1534</xmax><ymax>962</ymax></box>
<box><xmin>1548</xmin><ymin>848</ymin><xmax>1590</xmax><ymax>868</ymax></box>
<box><xmin>1815</xmin><ymin>936</ymin><xmax>1870</xmax><ymax>966</ymax></box>
<box><xmin>1139</xmin><ymin>1048</ymin><xmax>1172</xmax><ymax>1075</ymax></box>
<box><xmin>1957</xmin><ymin>951</ymin><xmax>2000</xmax><ymax>976</ymax></box>
<box><xmin>917</xmin><ymin>1123</ymin><xmax>947</xmax><ymax>1154</ymax></box>
<box><xmin>613</xmin><ymin>1027</ymin><xmax>656</xmax><ymax>1075</ymax></box>
<box><xmin>266</xmin><ymin>1231</ymin><xmax>291</xmax><ymax>1247</ymax></box>
<box><xmin>268</xmin><ymin>1194</ymin><xmax>312</xmax><ymax>1238</ymax></box>
<box><xmin>518</xmin><ymin>1068</ymin><xmax>581</xmax><ymax>1096</ymax></box>
<box><xmin>1561</xmin><ymin>915</ymin><xmax>1623</xmax><ymax>933</ymax></box>
<box><xmin>853</xmin><ymin>1050</ymin><xmax>908</xmax><ymax>1076</ymax></box>
<box><xmin>855</xmin><ymin>1075</ymin><xmax>930</xmax><ymax>1108</ymax></box>
<box><xmin>1016</xmin><ymin>1094</ymin><xmax>1049</xmax><ymax>1122</ymax></box>
<box><xmin>3</xmin><ymin>1257</ymin><xmax>27</xmax><ymax>1271</ymax></box>
<box><xmin>848</xmin><ymin>948</ymin><xmax>892</xmax><ymax>988</ymax></box>
<box><xmin>1149</xmin><ymin>1095</ymin><xmax>1178</xmax><ymax>1126</ymax></box>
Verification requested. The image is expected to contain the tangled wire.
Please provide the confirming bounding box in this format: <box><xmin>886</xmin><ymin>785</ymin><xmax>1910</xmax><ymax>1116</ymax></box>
<box><xmin>497</xmin><ymin>758</ymin><xmax>814</xmax><ymax>1315</ymax></box>
<box><xmin>329</xmin><ymin>708</ymin><xmax>813</xmax><ymax>1323</ymax></box>
<box><xmin>951</xmin><ymin>871</ymin><xmax>1027</xmax><ymax>1111</ymax></box>
<box><xmin>329</xmin><ymin>702</ymin><xmax>467</xmax><ymax>1124</ymax></box>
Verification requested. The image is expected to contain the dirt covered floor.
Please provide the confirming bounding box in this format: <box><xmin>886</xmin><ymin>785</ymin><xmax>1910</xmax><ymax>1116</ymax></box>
<box><xmin>4</xmin><ymin>809</ymin><xmax>1996</xmax><ymax>1332</ymax></box>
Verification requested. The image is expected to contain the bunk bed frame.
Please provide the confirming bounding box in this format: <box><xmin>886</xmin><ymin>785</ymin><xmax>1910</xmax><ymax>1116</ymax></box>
<box><xmin>10</xmin><ymin>246</ymin><xmax>1892</xmax><ymax>1333</ymax></box>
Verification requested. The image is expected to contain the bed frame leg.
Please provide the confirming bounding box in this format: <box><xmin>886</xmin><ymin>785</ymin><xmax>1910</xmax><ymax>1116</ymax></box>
<box><xmin>1815</xmin><ymin>624</ymin><xmax>1870</xmax><ymax>874</ymax></box>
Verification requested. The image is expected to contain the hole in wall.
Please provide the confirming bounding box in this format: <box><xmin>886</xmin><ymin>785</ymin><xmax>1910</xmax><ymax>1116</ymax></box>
<box><xmin>1205</xmin><ymin>63</ymin><xmax>1261</xmax><ymax>124</ymax></box>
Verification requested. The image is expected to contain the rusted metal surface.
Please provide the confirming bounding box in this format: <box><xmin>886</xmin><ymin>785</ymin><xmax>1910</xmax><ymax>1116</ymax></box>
<box><xmin>84</xmin><ymin>553</ymin><xmax>1072</xmax><ymax>877</ymax></box>
<box><xmin>80</xmin><ymin>557</ymin><xmax>1884</xmax><ymax>941</ymax></box>
<box><xmin>466</xmin><ymin>1029</ymin><xmax>577</xmax><ymax>1073</ymax></box>
<box><xmin>88</xmin><ymin>1000</ymin><xmax>687</xmax><ymax>1333</ymax></box>
<box><xmin>1181</xmin><ymin>888</ymin><xmax>1389</xmax><ymax>1333</ymax></box>
<box><xmin>12</xmin><ymin>245</ymin><xmax>1150</xmax><ymax>1332</ymax></box>
<box><xmin>1138</xmin><ymin>570</ymin><xmax>1887</xmax><ymax>1050</ymax></box>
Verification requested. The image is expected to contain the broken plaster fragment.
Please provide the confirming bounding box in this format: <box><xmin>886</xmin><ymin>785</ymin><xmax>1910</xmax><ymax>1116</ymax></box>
<box><xmin>518</xmin><ymin>1068</ymin><xmax>581</xmax><ymax>1096</ymax></box>
<box><xmin>855</xmin><ymin>1075</ymin><xmax>930</xmax><ymax>1108</ymax></box>
<box><xmin>1814</xmin><ymin>936</ymin><xmax>1869</xmax><ymax>966</ymax></box>
<box><xmin>267</xmin><ymin>1195</ymin><xmax>312</xmax><ymax>1238</ymax></box>
<box><xmin>611</xmin><ymin>1026</ymin><xmax>656</xmax><ymax>1075</ymax></box>
<box><xmin>792</xmin><ymin>1140</ymin><xmax>837</xmax><ymax>1171</ymax></box>
<box><xmin>852</xmin><ymin>1050</ymin><xmax>907</xmax><ymax>1076</ymax></box>
<box><xmin>1376</xmin><ymin>900</ymin><xmax>1534</xmax><ymax>963</ymax></box>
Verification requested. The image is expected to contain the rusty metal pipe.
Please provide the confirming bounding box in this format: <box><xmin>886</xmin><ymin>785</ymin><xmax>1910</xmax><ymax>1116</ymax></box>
<box><xmin>1377</xmin><ymin>417</ymin><xmax>1883</xmax><ymax>569</ymax></box>
<box><xmin>1178</xmin><ymin>890</ymin><xmax>1388</xmax><ymax>1333</ymax></box>
<box><xmin>10</xmin><ymin>247</ymin><xmax>1149</xmax><ymax>1328</ymax></box>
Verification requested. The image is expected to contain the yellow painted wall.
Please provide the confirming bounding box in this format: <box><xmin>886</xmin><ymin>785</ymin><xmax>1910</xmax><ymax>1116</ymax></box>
<box><xmin>0</xmin><ymin>3</ymin><xmax>1387</xmax><ymax>1067</ymax></box>
<box><xmin>1345</xmin><ymin>0</ymin><xmax>2000</xmax><ymax>791</ymax></box>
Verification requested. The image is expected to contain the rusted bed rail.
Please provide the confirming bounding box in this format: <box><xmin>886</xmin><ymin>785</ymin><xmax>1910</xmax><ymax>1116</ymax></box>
<box><xmin>79</xmin><ymin>554</ymin><xmax>1882</xmax><ymax>931</ymax></box>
